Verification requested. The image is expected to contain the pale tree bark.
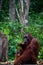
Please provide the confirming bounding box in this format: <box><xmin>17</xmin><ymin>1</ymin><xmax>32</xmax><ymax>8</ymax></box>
<box><xmin>16</xmin><ymin>0</ymin><xmax>24</xmax><ymax>23</ymax></box>
<box><xmin>20</xmin><ymin>0</ymin><xmax>30</xmax><ymax>33</ymax></box>
<box><xmin>16</xmin><ymin>0</ymin><xmax>30</xmax><ymax>26</ymax></box>
<box><xmin>15</xmin><ymin>0</ymin><xmax>30</xmax><ymax>35</ymax></box>
<box><xmin>9</xmin><ymin>0</ymin><xmax>16</xmax><ymax>21</ymax></box>
<box><xmin>24</xmin><ymin>0</ymin><xmax>30</xmax><ymax>27</ymax></box>
<box><xmin>19</xmin><ymin>0</ymin><xmax>24</xmax><ymax>33</ymax></box>
<box><xmin>20</xmin><ymin>0</ymin><xmax>24</xmax><ymax>22</ymax></box>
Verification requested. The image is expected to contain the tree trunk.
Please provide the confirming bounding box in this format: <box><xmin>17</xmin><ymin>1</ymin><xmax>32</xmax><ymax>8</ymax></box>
<box><xmin>20</xmin><ymin>0</ymin><xmax>30</xmax><ymax>33</ymax></box>
<box><xmin>0</xmin><ymin>32</ymin><xmax>8</xmax><ymax>62</ymax></box>
<box><xmin>24</xmin><ymin>0</ymin><xmax>30</xmax><ymax>27</ymax></box>
<box><xmin>9</xmin><ymin>0</ymin><xmax>16</xmax><ymax>21</ymax></box>
<box><xmin>19</xmin><ymin>0</ymin><xmax>30</xmax><ymax>26</ymax></box>
<box><xmin>15</xmin><ymin>0</ymin><xmax>30</xmax><ymax>35</ymax></box>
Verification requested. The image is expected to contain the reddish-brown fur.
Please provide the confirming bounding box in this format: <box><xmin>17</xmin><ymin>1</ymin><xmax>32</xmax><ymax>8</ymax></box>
<box><xmin>14</xmin><ymin>33</ymin><xmax>39</xmax><ymax>65</ymax></box>
<box><xmin>15</xmin><ymin>43</ymin><xmax>26</xmax><ymax>59</ymax></box>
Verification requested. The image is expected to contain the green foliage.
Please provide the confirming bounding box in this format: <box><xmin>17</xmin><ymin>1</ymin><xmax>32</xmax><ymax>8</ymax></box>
<box><xmin>38</xmin><ymin>47</ymin><xmax>43</xmax><ymax>60</ymax></box>
<box><xmin>30</xmin><ymin>0</ymin><xmax>43</xmax><ymax>13</ymax></box>
<box><xmin>0</xmin><ymin>12</ymin><xmax>43</xmax><ymax>60</ymax></box>
<box><xmin>0</xmin><ymin>0</ymin><xmax>43</xmax><ymax>61</ymax></box>
<box><xmin>0</xmin><ymin>22</ymin><xmax>23</xmax><ymax>60</ymax></box>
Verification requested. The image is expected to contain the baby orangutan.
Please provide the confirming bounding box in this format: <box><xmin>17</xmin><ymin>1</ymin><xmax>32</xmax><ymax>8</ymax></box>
<box><xmin>15</xmin><ymin>43</ymin><xmax>26</xmax><ymax>59</ymax></box>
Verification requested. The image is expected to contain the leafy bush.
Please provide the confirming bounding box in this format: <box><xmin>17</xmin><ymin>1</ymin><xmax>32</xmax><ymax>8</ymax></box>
<box><xmin>0</xmin><ymin>12</ymin><xmax>43</xmax><ymax>60</ymax></box>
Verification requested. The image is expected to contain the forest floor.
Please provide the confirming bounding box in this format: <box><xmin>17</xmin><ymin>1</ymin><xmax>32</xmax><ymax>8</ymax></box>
<box><xmin>0</xmin><ymin>60</ymin><xmax>43</xmax><ymax>65</ymax></box>
<box><xmin>0</xmin><ymin>60</ymin><xmax>14</xmax><ymax>65</ymax></box>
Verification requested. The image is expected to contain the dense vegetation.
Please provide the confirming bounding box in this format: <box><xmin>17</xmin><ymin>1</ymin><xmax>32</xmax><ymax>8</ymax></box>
<box><xmin>0</xmin><ymin>0</ymin><xmax>43</xmax><ymax>61</ymax></box>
